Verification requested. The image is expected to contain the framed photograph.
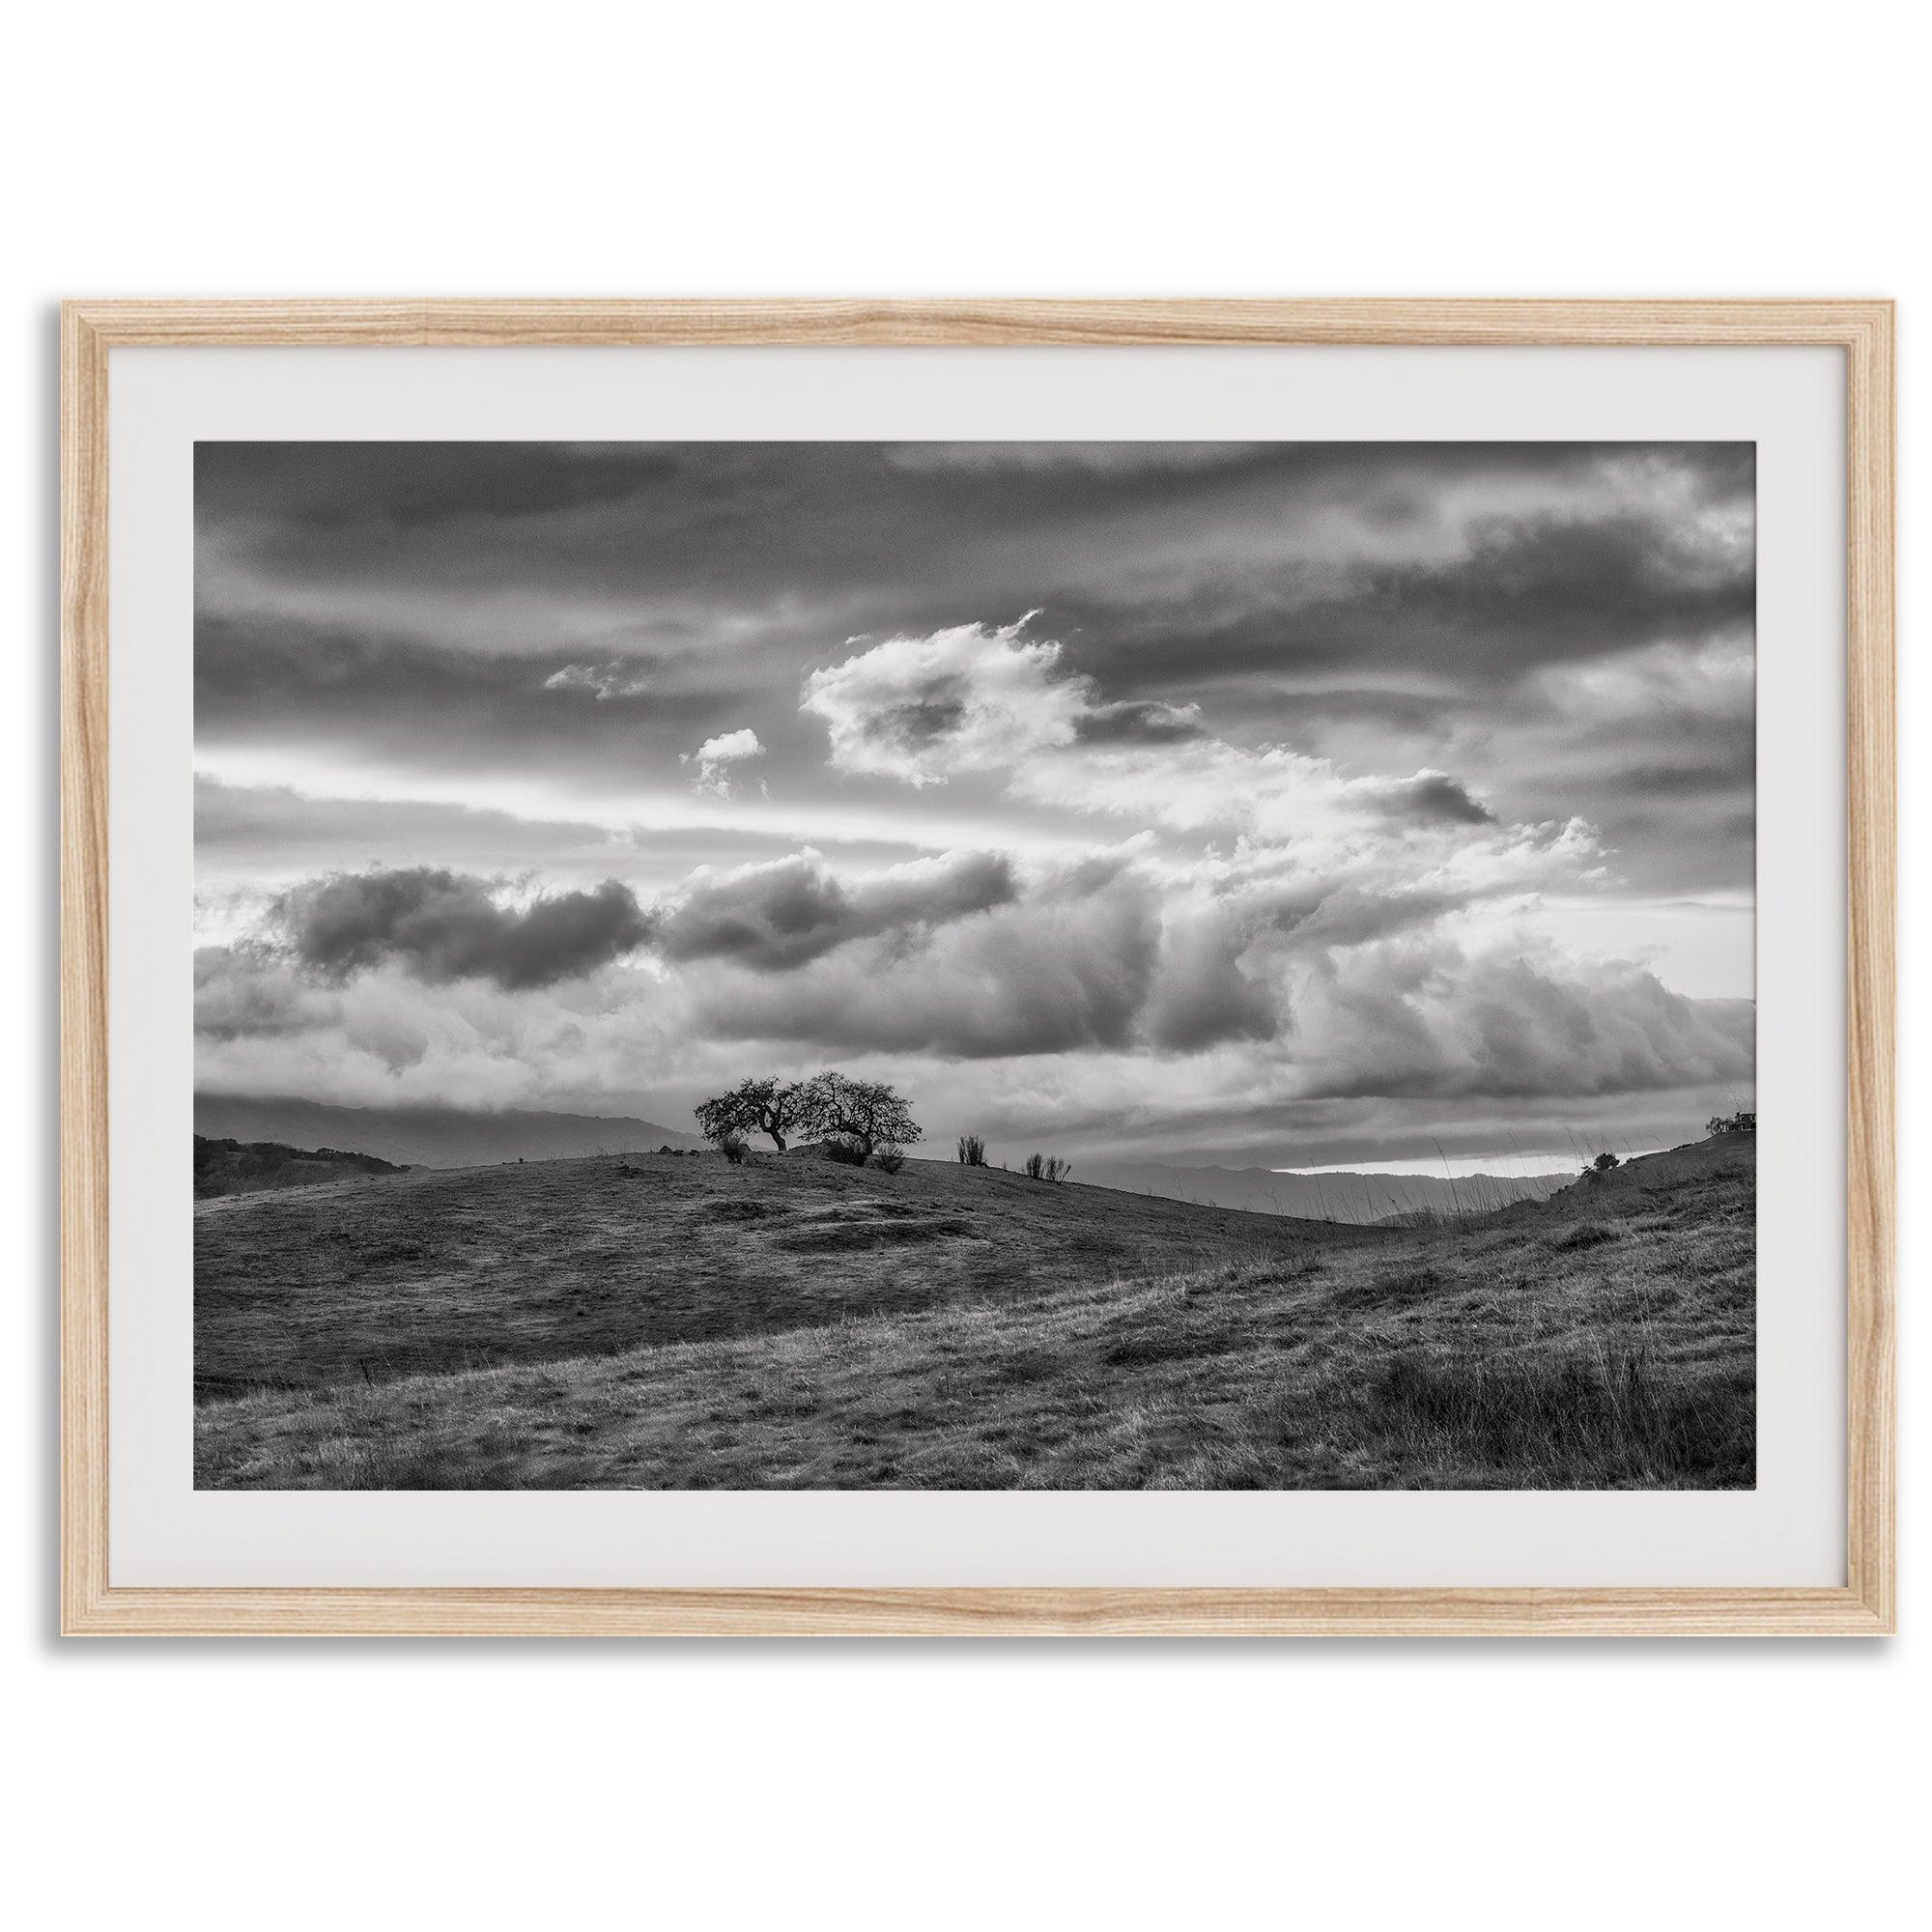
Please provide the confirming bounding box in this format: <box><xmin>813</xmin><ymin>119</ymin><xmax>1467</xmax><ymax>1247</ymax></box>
<box><xmin>61</xmin><ymin>299</ymin><xmax>1894</xmax><ymax>1635</ymax></box>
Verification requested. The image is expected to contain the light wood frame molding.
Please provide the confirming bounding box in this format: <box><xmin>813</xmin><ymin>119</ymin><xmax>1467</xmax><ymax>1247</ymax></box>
<box><xmin>61</xmin><ymin>298</ymin><xmax>1895</xmax><ymax>1636</ymax></box>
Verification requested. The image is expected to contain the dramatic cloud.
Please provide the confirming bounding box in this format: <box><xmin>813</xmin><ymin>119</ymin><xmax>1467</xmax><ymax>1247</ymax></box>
<box><xmin>651</xmin><ymin>848</ymin><xmax>1016</xmax><ymax>972</ymax></box>
<box><xmin>802</xmin><ymin>619</ymin><xmax>1566</xmax><ymax>881</ymax></box>
<box><xmin>1285</xmin><ymin>936</ymin><xmax>1755</xmax><ymax>1101</ymax></box>
<box><xmin>274</xmin><ymin>868</ymin><xmax>651</xmax><ymax>990</ymax></box>
<box><xmin>1313</xmin><ymin>507</ymin><xmax>1754</xmax><ymax>674</ymax></box>
<box><xmin>195</xmin><ymin>440</ymin><xmax>1755</xmax><ymax>1162</ymax></box>
<box><xmin>1049</xmin><ymin>493</ymin><xmax>1754</xmax><ymax>698</ymax></box>
<box><xmin>197</xmin><ymin>442</ymin><xmax>1754</xmax><ymax>893</ymax></box>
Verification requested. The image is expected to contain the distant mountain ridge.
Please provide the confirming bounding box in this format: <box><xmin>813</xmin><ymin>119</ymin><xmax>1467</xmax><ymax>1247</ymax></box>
<box><xmin>193</xmin><ymin>1094</ymin><xmax>706</xmax><ymax>1168</ymax></box>
<box><xmin>1075</xmin><ymin>1159</ymin><xmax>1570</xmax><ymax>1222</ymax></box>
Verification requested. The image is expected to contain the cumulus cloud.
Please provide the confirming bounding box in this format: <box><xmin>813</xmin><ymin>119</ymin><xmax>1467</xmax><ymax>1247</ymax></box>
<box><xmin>672</xmin><ymin>844</ymin><xmax>1293</xmax><ymax>1062</ymax></box>
<box><xmin>273</xmin><ymin>867</ymin><xmax>651</xmax><ymax>990</ymax></box>
<box><xmin>691</xmin><ymin>913</ymin><xmax>1750</xmax><ymax>1111</ymax></box>
<box><xmin>693</xmin><ymin>867</ymin><xmax>1165</xmax><ymax>1059</ymax></box>
<box><xmin>684</xmin><ymin>727</ymin><xmax>765</xmax><ymax>796</ymax></box>
<box><xmin>802</xmin><ymin>616</ymin><xmax>1090</xmax><ymax>786</ymax></box>
<box><xmin>193</xmin><ymin>951</ymin><xmax>701</xmax><ymax>1114</ymax></box>
<box><xmin>650</xmin><ymin>847</ymin><xmax>1016</xmax><ymax>973</ymax></box>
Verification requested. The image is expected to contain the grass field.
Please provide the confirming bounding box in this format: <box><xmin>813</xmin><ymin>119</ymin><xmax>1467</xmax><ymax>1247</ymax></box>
<box><xmin>194</xmin><ymin>1134</ymin><xmax>1755</xmax><ymax>1491</ymax></box>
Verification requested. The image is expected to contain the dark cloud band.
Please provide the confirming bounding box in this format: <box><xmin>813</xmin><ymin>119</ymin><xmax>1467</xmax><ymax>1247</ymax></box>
<box><xmin>651</xmin><ymin>849</ymin><xmax>1017</xmax><ymax>973</ymax></box>
<box><xmin>275</xmin><ymin>868</ymin><xmax>651</xmax><ymax>990</ymax></box>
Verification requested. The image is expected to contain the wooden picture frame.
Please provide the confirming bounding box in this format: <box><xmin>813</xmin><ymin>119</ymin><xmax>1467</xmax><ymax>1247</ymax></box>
<box><xmin>61</xmin><ymin>298</ymin><xmax>1895</xmax><ymax>1636</ymax></box>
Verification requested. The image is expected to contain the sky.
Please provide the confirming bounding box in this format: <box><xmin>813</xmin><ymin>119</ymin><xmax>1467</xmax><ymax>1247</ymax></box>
<box><xmin>193</xmin><ymin>440</ymin><xmax>1755</xmax><ymax>1167</ymax></box>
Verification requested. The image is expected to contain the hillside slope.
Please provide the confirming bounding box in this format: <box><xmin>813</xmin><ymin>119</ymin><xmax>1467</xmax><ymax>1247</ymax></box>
<box><xmin>193</xmin><ymin>1094</ymin><xmax>707</xmax><ymax>1165</ymax></box>
<box><xmin>195</xmin><ymin>1146</ymin><xmax>1344</xmax><ymax>1401</ymax></box>
<box><xmin>195</xmin><ymin>1135</ymin><xmax>1755</xmax><ymax>1491</ymax></box>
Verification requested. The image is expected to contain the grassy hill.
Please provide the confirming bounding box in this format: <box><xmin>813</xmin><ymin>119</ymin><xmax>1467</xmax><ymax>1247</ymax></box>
<box><xmin>195</xmin><ymin>1133</ymin><xmax>408</xmax><ymax>1201</ymax></box>
<box><xmin>194</xmin><ymin>1135</ymin><xmax>1754</xmax><ymax>1492</ymax></box>
<box><xmin>194</xmin><ymin>1149</ymin><xmax>1345</xmax><ymax>1400</ymax></box>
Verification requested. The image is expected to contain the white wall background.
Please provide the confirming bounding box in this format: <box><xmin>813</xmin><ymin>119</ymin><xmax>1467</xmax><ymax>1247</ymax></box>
<box><xmin>4</xmin><ymin>4</ymin><xmax>1919</xmax><ymax>1926</ymax></box>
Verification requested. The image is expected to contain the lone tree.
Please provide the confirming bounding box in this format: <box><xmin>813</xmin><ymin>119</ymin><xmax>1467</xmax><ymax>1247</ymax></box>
<box><xmin>800</xmin><ymin>1071</ymin><xmax>922</xmax><ymax>1160</ymax></box>
<box><xmin>695</xmin><ymin>1076</ymin><xmax>811</xmax><ymax>1152</ymax></box>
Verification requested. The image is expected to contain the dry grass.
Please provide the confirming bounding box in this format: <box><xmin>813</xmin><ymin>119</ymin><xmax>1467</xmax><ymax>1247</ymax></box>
<box><xmin>195</xmin><ymin>1135</ymin><xmax>1754</xmax><ymax>1491</ymax></box>
<box><xmin>194</xmin><ymin>1147</ymin><xmax>1342</xmax><ymax>1401</ymax></box>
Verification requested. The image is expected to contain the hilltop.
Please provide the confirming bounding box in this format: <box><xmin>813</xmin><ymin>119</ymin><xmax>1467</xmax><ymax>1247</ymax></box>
<box><xmin>195</xmin><ymin>1133</ymin><xmax>1754</xmax><ymax>1491</ymax></box>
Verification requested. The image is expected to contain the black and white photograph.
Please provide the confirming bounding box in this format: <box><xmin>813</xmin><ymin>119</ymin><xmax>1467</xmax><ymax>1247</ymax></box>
<box><xmin>191</xmin><ymin>439</ymin><xmax>1757</xmax><ymax>1491</ymax></box>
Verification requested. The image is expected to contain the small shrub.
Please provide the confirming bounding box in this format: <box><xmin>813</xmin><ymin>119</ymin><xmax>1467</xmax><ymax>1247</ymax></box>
<box><xmin>820</xmin><ymin>1136</ymin><xmax>869</xmax><ymax>1166</ymax></box>
<box><xmin>956</xmin><ymin>1134</ymin><xmax>987</xmax><ymax>1166</ymax></box>
<box><xmin>1549</xmin><ymin>1219</ymin><xmax>1620</xmax><ymax>1252</ymax></box>
<box><xmin>719</xmin><ymin>1136</ymin><xmax>750</xmax><ymax>1165</ymax></box>
<box><xmin>1325</xmin><ymin>1263</ymin><xmax>1446</xmax><ymax>1312</ymax></box>
<box><xmin>1022</xmin><ymin>1152</ymin><xmax>1072</xmax><ymax>1183</ymax></box>
<box><xmin>873</xmin><ymin>1147</ymin><xmax>906</xmax><ymax>1175</ymax></box>
<box><xmin>1585</xmin><ymin>1151</ymin><xmax>1621</xmax><ymax>1178</ymax></box>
